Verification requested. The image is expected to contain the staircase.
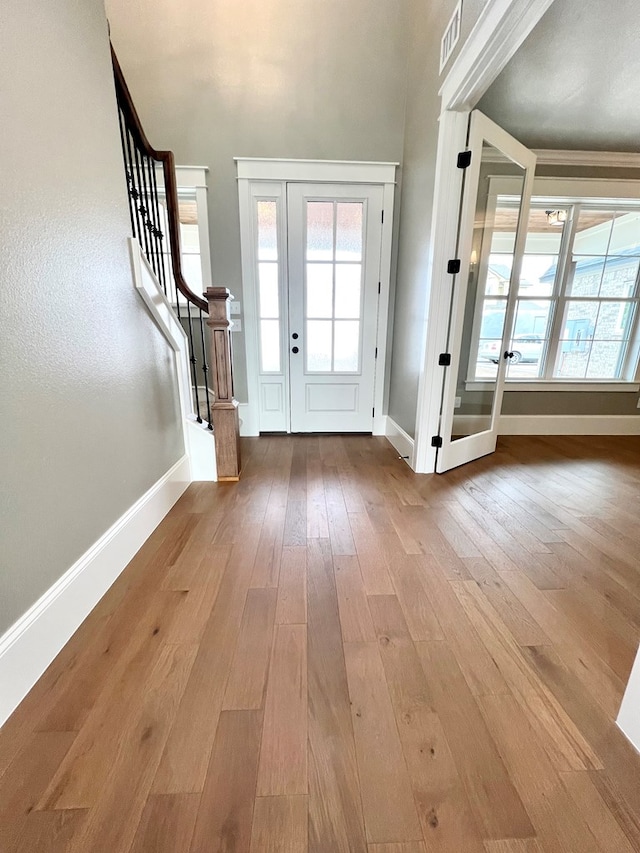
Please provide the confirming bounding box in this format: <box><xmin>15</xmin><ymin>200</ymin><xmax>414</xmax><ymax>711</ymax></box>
<box><xmin>111</xmin><ymin>47</ymin><xmax>241</xmax><ymax>480</ymax></box>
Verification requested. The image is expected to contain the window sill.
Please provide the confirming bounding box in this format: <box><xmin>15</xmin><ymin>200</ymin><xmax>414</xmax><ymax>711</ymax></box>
<box><xmin>465</xmin><ymin>381</ymin><xmax>640</xmax><ymax>393</ymax></box>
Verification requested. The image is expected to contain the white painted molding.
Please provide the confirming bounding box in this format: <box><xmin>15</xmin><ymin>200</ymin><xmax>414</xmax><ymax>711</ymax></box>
<box><xmin>413</xmin><ymin>111</ymin><xmax>470</xmax><ymax>474</ymax></box>
<box><xmin>534</xmin><ymin>149</ymin><xmax>640</xmax><ymax>169</ymax></box>
<box><xmin>618</xmin><ymin>645</ymin><xmax>640</xmax><ymax>754</ymax></box>
<box><xmin>156</xmin><ymin>165</ymin><xmax>209</xmax><ymax>188</ymax></box>
<box><xmin>385</xmin><ymin>416</ymin><xmax>416</xmax><ymax>466</ymax></box>
<box><xmin>453</xmin><ymin>414</ymin><xmax>640</xmax><ymax>436</ymax></box>
<box><xmin>483</xmin><ymin>149</ymin><xmax>640</xmax><ymax>169</ymax></box>
<box><xmin>129</xmin><ymin>239</ymin><xmax>216</xmax><ymax>481</ymax></box>
<box><xmin>499</xmin><ymin>415</ymin><xmax>640</xmax><ymax>435</ymax></box>
<box><xmin>466</xmin><ymin>382</ymin><xmax>640</xmax><ymax>393</ymax></box>
<box><xmin>234</xmin><ymin>158</ymin><xmax>398</xmax><ymax>184</ymax></box>
<box><xmin>440</xmin><ymin>0</ymin><xmax>556</xmax><ymax>110</ymax></box>
<box><xmin>0</xmin><ymin>455</ymin><xmax>191</xmax><ymax>727</ymax></box>
<box><xmin>238</xmin><ymin>403</ymin><xmax>258</xmax><ymax>436</ymax></box>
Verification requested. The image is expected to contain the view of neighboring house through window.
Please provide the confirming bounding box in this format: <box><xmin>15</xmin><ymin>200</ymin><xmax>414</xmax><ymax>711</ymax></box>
<box><xmin>471</xmin><ymin>198</ymin><xmax>640</xmax><ymax>382</ymax></box>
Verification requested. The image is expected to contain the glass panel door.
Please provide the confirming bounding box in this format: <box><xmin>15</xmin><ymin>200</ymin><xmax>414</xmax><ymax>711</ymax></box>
<box><xmin>436</xmin><ymin>111</ymin><xmax>536</xmax><ymax>473</ymax></box>
<box><xmin>287</xmin><ymin>183</ymin><xmax>384</xmax><ymax>433</ymax></box>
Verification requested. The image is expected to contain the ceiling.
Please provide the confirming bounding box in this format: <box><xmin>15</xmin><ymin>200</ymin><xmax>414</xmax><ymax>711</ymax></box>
<box><xmin>478</xmin><ymin>0</ymin><xmax>640</xmax><ymax>152</ymax></box>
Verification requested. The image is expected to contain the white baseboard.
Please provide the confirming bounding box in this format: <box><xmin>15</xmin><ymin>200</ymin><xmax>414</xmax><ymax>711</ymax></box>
<box><xmin>618</xmin><ymin>644</ymin><xmax>640</xmax><ymax>754</ymax></box>
<box><xmin>452</xmin><ymin>414</ymin><xmax>640</xmax><ymax>436</ymax></box>
<box><xmin>0</xmin><ymin>455</ymin><xmax>191</xmax><ymax>727</ymax></box>
<box><xmin>384</xmin><ymin>416</ymin><xmax>415</xmax><ymax>466</ymax></box>
<box><xmin>499</xmin><ymin>414</ymin><xmax>640</xmax><ymax>435</ymax></box>
<box><xmin>238</xmin><ymin>403</ymin><xmax>258</xmax><ymax>436</ymax></box>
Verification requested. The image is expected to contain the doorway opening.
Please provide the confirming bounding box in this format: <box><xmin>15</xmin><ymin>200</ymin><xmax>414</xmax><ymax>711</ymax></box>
<box><xmin>237</xmin><ymin>159</ymin><xmax>397</xmax><ymax>436</ymax></box>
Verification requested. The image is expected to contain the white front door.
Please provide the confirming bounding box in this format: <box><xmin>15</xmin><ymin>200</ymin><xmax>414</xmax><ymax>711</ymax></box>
<box><xmin>287</xmin><ymin>183</ymin><xmax>384</xmax><ymax>432</ymax></box>
<box><xmin>240</xmin><ymin>170</ymin><xmax>390</xmax><ymax>435</ymax></box>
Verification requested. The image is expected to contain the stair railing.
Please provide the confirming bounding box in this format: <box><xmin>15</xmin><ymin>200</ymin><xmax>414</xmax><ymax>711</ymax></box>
<box><xmin>111</xmin><ymin>46</ymin><xmax>213</xmax><ymax>431</ymax></box>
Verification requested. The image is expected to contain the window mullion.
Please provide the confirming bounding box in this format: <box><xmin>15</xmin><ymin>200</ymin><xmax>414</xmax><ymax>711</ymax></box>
<box><xmin>546</xmin><ymin>203</ymin><xmax>580</xmax><ymax>378</ymax></box>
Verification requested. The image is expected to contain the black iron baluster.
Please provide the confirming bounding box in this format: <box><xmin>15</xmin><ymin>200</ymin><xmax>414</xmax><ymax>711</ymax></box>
<box><xmin>199</xmin><ymin>309</ymin><xmax>213</xmax><ymax>429</ymax></box>
<box><xmin>126</xmin><ymin>130</ymin><xmax>146</xmax><ymax>252</ymax></box>
<box><xmin>185</xmin><ymin>302</ymin><xmax>202</xmax><ymax>423</ymax></box>
<box><xmin>144</xmin><ymin>154</ymin><xmax>162</xmax><ymax>285</ymax></box>
<box><xmin>132</xmin><ymin>142</ymin><xmax>152</xmax><ymax>262</ymax></box>
<box><xmin>117</xmin><ymin>107</ymin><xmax>137</xmax><ymax>238</ymax></box>
<box><xmin>149</xmin><ymin>161</ymin><xmax>168</xmax><ymax>296</ymax></box>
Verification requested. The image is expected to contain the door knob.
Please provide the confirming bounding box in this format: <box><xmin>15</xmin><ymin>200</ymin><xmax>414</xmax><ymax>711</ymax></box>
<box><xmin>292</xmin><ymin>346</ymin><xmax>299</xmax><ymax>354</ymax></box>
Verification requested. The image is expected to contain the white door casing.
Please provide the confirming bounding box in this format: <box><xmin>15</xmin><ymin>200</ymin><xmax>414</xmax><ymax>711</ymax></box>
<box><xmin>413</xmin><ymin>0</ymin><xmax>557</xmax><ymax>473</ymax></box>
<box><xmin>237</xmin><ymin>159</ymin><xmax>397</xmax><ymax>436</ymax></box>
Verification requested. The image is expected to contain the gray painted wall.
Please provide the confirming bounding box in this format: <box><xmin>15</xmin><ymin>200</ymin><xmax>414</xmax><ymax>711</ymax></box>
<box><xmin>0</xmin><ymin>0</ymin><xmax>184</xmax><ymax>633</ymax></box>
<box><xmin>106</xmin><ymin>0</ymin><xmax>414</xmax><ymax>403</ymax></box>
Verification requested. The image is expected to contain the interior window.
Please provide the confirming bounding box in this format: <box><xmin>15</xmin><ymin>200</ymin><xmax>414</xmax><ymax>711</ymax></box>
<box><xmin>471</xmin><ymin>198</ymin><xmax>640</xmax><ymax>383</ymax></box>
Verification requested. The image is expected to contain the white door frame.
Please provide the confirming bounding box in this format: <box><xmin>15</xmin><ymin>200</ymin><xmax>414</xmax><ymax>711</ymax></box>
<box><xmin>412</xmin><ymin>0</ymin><xmax>557</xmax><ymax>472</ymax></box>
<box><xmin>236</xmin><ymin>159</ymin><xmax>397</xmax><ymax>436</ymax></box>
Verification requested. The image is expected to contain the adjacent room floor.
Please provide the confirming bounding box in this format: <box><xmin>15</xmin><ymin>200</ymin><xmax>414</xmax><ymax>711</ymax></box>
<box><xmin>1</xmin><ymin>434</ymin><xmax>640</xmax><ymax>852</ymax></box>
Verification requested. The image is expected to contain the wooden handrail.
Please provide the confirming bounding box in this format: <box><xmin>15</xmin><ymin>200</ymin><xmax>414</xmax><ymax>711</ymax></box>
<box><xmin>111</xmin><ymin>46</ymin><xmax>207</xmax><ymax>313</ymax></box>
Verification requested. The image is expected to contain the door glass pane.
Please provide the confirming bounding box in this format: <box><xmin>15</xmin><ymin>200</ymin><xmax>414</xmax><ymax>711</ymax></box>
<box><xmin>257</xmin><ymin>200</ymin><xmax>278</xmax><ymax>260</ymax></box>
<box><xmin>334</xmin><ymin>320</ymin><xmax>360</xmax><ymax>371</ymax></box>
<box><xmin>601</xmin><ymin>256</ymin><xmax>639</xmax><ymax>297</ymax></box>
<box><xmin>556</xmin><ymin>300</ymin><xmax>633</xmax><ymax>379</ymax></box>
<box><xmin>307</xmin><ymin>202</ymin><xmax>334</xmax><ymax>261</ymax></box>
<box><xmin>505</xmin><ymin>299</ymin><xmax>552</xmax><ymax>379</ymax></box>
<box><xmin>259</xmin><ymin>262</ymin><xmax>279</xmax><ymax>318</ymax></box>
<box><xmin>335</xmin><ymin>264</ymin><xmax>362</xmax><ymax>318</ymax></box>
<box><xmin>556</xmin><ymin>300</ymin><xmax>599</xmax><ymax>378</ymax></box>
<box><xmin>573</xmin><ymin>209</ymin><xmax>614</xmax><ymax>256</ymax></box>
<box><xmin>450</xmin><ymin>140</ymin><xmax>525</xmax><ymax>441</ymax></box>
<box><xmin>260</xmin><ymin>319</ymin><xmax>280</xmax><ymax>372</ymax></box>
<box><xmin>336</xmin><ymin>203</ymin><xmax>363</xmax><ymax>261</ymax></box>
<box><xmin>306</xmin><ymin>320</ymin><xmax>332</xmax><ymax>371</ymax></box>
<box><xmin>306</xmin><ymin>263</ymin><xmax>333</xmax><ymax>318</ymax></box>
<box><xmin>256</xmin><ymin>198</ymin><xmax>281</xmax><ymax>374</ymax></box>
<box><xmin>609</xmin><ymin>211</ymin><xmax>640</xmax><ymax>255</ymax></box>
<box><xmin>567</xmin><ymin>257</ymin><xmax>605</xmax><ymax>296</ymax></box>
<box><xmin>475</xmin><ymin>298</ymin><xmax>506</xmax><ymax>379</ymax></box>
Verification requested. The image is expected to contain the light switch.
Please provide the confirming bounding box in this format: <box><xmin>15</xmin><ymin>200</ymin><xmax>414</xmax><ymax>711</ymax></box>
<box><xmin>231</xmin><ymin>318</ymin><xmax>242</xmax><ymax>333</ymax></box>
<box><xmin>230</xmin><ymin>300</ymin><xmax>241</xmax><ymax>315</ymax></box>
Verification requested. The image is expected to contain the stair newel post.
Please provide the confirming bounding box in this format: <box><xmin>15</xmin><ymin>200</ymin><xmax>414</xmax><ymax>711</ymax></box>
<box><xmin>205</xmin><ymin>287</ymin><xmax>241</xmax><ymax>480</ymax></box>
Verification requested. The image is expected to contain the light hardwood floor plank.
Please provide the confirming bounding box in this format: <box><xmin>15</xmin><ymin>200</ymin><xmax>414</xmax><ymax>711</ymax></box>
<box><xmin>343</xmin><ymin>641</ymin><xmax>422</xmax><ymax>844</ymax></box>
<box><xmin>189</xmin><ymin>709</ymin><xmax>262</xmax><ymax>853</ymax></box>
<box><xmin>223</xmin><ymin>587</ymin><xmax>278</xmax><ymax>710</ymax></box>
<box><xmin>307</xmin><ymin>539</ymin><xmax>367</xmax><ymax>853</ymax></box>
<box><xmin>416</xmin><ymin>642</ymin><xmax>534</xmax><ymax>840</ymax></box>
<box><xmin>368</xmin><ymin>595</ymin><xmax>485</xmax><ymax>853</ymax></box>
<box><xmin>257</xmin><ymin>624</ymin><xmax>307</xmax><ymax>796</ymax></box>
<box><xmin>129</xmin><ymin>794</ymin><xmax>200</xmax><ymax>853</ymax></box>
<box><xmin>250</xmin><ymin>795</ymin><xmax>308</xmax><ymax>853</ymax></box>
<box><xmin>334</xmin><ymin>555</ymin><xmax>376</xmax><ymax>642</ymax></box>
<box><xmin>276</xmin><ymin>546</ymin><xmax>307</xmax><ymax>624</ymax></box>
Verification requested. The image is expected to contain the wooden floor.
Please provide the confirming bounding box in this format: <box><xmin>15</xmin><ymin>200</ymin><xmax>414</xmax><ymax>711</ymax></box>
<box><xmin>1</xmin><ymin>435</ymin><xmax>640</xmax><ymax>852</ymax></box>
